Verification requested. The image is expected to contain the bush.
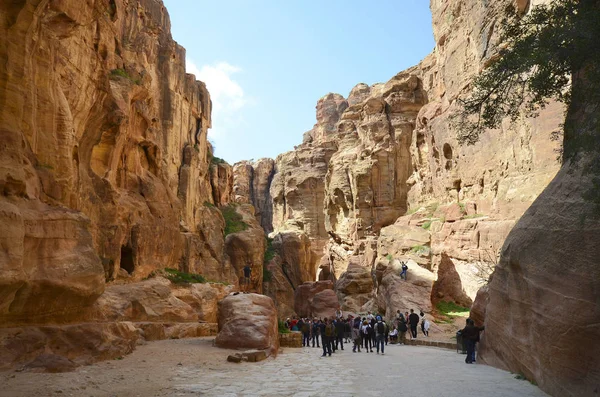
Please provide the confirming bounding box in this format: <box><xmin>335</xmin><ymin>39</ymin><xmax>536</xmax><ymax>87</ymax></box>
<box><xmin>221</xmin><ymin>205</ymin><xmax>248</xmax><ymax>236</ymax></box>
<box><xmin>211</xmin><ymin>156</ymin><xmax>226</xmax><ymax>165</ymax></box>
<box><xmin>109</xmin><ymin>68</ymin><xmax>141</xmax><ymax>85</ymax></box>
<box><xmin>436</xmin><ymin>301</ymin><xmax>470</xmax><ymax>317</ymax></box>
<box><xmin>422</xmin><ymin>220</ymin><xmax>432</xmax><ymax>230</ymax></box>
<box><xmin>163</xmin><ymin>268</ymin><xmax>206</xmax><ymax>284</ymax></box>
<box><xmin>410</xmin><ymin>245</ymin><xmax>429</xmax><ymax>255</ymax></box>
<box><xmin>278</xmin><ymin>319</ymin><xmax>290</xmax><ymax>334</ymax></box>
<box><xmin>385</xmin><ymin>254</ymin><xmax>393</xmax><ymax>261</ymax></box>
<box><xmin>264</xmin><ymin>237</ymin><xmax>276</xmax><ymax>263</ymax></box>
<box><xmin>263</xmin><ymin>267</ymin><xmax>273</xmax><ymax>282</ymax></box>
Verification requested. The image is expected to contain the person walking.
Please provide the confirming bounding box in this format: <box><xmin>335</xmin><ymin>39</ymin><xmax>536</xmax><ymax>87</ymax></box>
<box><xmin>352</xmin><ymin>317</ymin><xmax>362</xmax><ymax>352</ymax></box>
<box><xmin>460</xmin><ymin>318</ymin><xmax>485</xmax><ymax>364</ymax></box>
<box><xmin>312</xmin><ymin>318</ymin><xmax>320</xmax><ymax>348</ymax></box>
<box><xmin>361</xmin><ymin>320</ymin><xmax>372</xmax><ymax>352</ymax></box>
<box><xmin>408</xmin><ymin>309</ymin><xmax>420</xmax><ymax>339</ymax></box>
<box><xmin>375</xmin><ymin>318</ymin><xmax>386</xmax><ymax>354</ymax></box>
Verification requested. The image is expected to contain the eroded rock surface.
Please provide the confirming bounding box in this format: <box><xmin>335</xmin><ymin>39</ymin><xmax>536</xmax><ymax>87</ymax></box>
<box><xmin>215</xmin><ymin>293</ymin><xmax>279</xmax><ymax>355</ymax></box>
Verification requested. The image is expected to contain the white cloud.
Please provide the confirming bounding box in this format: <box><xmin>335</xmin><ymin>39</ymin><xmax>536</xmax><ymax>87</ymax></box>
<box><xmin>186</xmin><ymin>60</ymin><xmax>249</xmax><ymax>140</ymax></box>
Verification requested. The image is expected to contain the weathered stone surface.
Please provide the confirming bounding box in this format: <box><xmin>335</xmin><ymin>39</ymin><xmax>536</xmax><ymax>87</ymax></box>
<box><xmin>224</xmin><ymin>204</ymin><xmax>266</xmax><ymax>293</ymax></box>
<box><xmin>0</xmin><ymin>0</ymin><xmax>239</xmax><ymax>330</ymax></box>
<box><xmin>0</xmin><ymin>323</ymin><xmax>139</xmax><ymax>371</ymax></box>
<box><xmin>469</xmin><ymin>285</ymin><xmax>488</xmax><ymax>327</ymax></box>
<box><xmin>215</xmin><ymin>293</ymin><xmax>279</xmax><ymax>355</ymax></box>
<box><xmin>23</xmin><ymin>354</ymin><xmax>79</xmax><ymax>373</ymax></box>
<box><xmin>279</xmin><ymin>332</ymin><xmax>303</xmax><ymax>348</ymax></box>
<box><xmin>90</xmin><ymin>277</ymin><xmax>197</xmax><ymax>323</ymax></box>
<box><xmin>0</xmin><ymin>202</ymin><xmax>105</xmax><ymax>325</ymax></box>
<box><xmin>294</xmin><ymin>281</ymin><xmax>335</xmax><ymax>317</ymax></box>
<box><xmin>375</xmin><ymin>259</ymin><xmax>434</xmax><ymax>319</ymax></box>
<box><xmin>172</xmin><ymin>282</ymin><xmax>234</xmax><ymax>323</ymax></box>
<box><xmin>242</xmin><ymin>349</ymin><xmax>268</xmax><ymax>362</ymax></box>
<box><xmin>232</xmin><ymin>159</ymin><xmax>275</xmax><ymax>233</ymax></box>
<box><xmin>311</xmin><ymin>289</ymin><xmax>340</xmax><ymax>319</ymax></box>
<box><xmin>431</xmin><ymin>253</ymin><xmax>473</xmax><ymax>307</ymax></box>
<box><xmin>336</xmin><ymin>261</ymin><xmax>374</xmax><ymax>313</ymax></box>
<box><xmin>227</xmin><ymin>354</ymin><xmax>242</xmax><ymax>363</ymax></box>
<box><xmin>479</xmin><ymin>160</ymin><xmax>600</xmax><ymax>396</ymax></box>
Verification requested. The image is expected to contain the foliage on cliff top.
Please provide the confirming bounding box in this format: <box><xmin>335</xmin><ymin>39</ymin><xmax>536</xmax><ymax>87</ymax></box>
<box><xmin>221</xmin><ymin>204</ymin><xmax>248</xmax><ymax>236</ymax></box>
<box><xmin>163</xmin><ymin>268</ymin><xmax>206</xmax><ymax>284</ymax></box>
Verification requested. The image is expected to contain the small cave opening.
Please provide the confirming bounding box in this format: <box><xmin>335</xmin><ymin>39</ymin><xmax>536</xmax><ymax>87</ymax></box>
<box><xmin>443</xmin><ymin>143</ymin><xmax>453</xmax><ymax>160</ymax></box>
<box><xmin>120</xmin><ymin>244</ymin><xmax>135</xmax><ymax>274</ymax></box>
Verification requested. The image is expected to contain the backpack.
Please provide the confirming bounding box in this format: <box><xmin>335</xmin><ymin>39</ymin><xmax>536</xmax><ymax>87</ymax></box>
<box><xmin>325</xmin><ymin>324</ymin><xmax>334</xmax><ymax>337</ymax></box>
<box><xmin>399</xmin><ymin>321</ymin><xmax>408</xmax><ymax>332</ymax></box>
<box><xmin>377</xmin><ymin>322</ymin><xmax>385</xmax><ymax>334</ymax></box>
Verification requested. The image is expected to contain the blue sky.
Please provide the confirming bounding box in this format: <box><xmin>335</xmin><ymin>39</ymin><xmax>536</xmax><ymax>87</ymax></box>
<box><xmin>163</xmin><ymin>1</ymin><xmax>435</xmax><ymax>163</ymax></box>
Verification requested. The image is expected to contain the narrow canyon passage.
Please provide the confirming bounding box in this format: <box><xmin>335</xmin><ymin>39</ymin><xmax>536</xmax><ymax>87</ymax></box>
<box><xmin>1</xmin><ymin>338</ymin><xmax>546</xmax><ymax>397</ymax></box>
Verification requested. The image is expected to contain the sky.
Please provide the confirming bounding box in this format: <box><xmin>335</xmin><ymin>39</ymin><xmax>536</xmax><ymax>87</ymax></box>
<box><xmin>163</xmin><ymin>1</ymin><xmax>435</xmax><ymax>164</ymax></box>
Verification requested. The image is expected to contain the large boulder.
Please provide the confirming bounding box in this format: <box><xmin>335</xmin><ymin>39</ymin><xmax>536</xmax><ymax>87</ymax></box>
<box><xmin>479</xmin><ymin>160</ymin><xmax>600</xmax><ymax>396</ymax></box>
<box><xmin>311</xmin><ymin>289</ymin><xmax>340</xmax><ymax>319</ymax></box>
<box><xmin>336</xmin><ymin>261</ymin><xmax>374</xmax><ymax>313</ymax></box>
<box><xmin>294</xmin><ymin>280</ymin><xmax>335</xmax><ymax>317</ymax></box>
<box><xmin>215</xmin><ymin>293</ymin><xmax>279</xmax><ymax>355</ymax></box>
<box><xmin>376</xmin><ymin>259</ymin><xmax>434</xmax><ymax>319</ymax></box>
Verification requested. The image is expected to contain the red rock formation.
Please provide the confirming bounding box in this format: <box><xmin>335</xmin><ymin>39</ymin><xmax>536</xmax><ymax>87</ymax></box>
<box><xmin>478</xmin><ymin>159</ymin><xmax>600</xmax><ymax>396</ymax></box>
<box><xmin>215</xmin><ymin>293</ymin><xmax>279</xmax><ymax>355</ymax></box>
<box><xmin>294</xmin><ymin>280</ymin><xmax>336</xmax><ymax>318</ymax></box>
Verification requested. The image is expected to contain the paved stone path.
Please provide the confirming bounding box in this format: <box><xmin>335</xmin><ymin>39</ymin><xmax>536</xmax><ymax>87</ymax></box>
<box><xmin>172</xmin><ymin>341</ymin><xmax>547</xmax><ymax>397</ymax></box>
<box><xmin>0</xmin><ymin>338</ymin><xmax>548</xmax><ymax>397</ymax></box>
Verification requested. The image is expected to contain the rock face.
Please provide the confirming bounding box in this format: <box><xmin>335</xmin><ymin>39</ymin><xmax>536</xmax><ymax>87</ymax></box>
<box><xmin>232</xmin><ymin>159</ymin><xmax>275</xmax><ymax>233</ymax></box>
<box><xmin>294</xmin><ymin>281</ymin><xmax>337</xmax><ymax>318</ymax></box>
<box><xmin>215</xmin><ymin>293</ymin><xmax>279</xmax><ymax>355</ymax></box>
<box><xmin>223</xmin><ymin>204</ymin><xmax>266</xmax><ymax>293</ymax></box>
<box><xmin>0</xmin><ymin>0</ymin><xmax>244</xmax><ymax>330</ymax></box>
<box><xmin>478</xmin><ymin>159</ymin><xmax>600</xmax><ymax>396</ymax></box>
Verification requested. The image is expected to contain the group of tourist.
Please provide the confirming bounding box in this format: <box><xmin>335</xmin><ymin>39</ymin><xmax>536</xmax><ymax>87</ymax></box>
<box><xmin>284</xmin><ymin>308</ymin><xmax>432</xmax><ymax>357</ymax></box>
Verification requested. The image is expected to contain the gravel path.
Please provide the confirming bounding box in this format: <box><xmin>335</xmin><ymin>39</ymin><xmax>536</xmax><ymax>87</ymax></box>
<box><xmin>0</xmin><ymin>337</ymin><xmax>547</xmax><ymax>397</ymax></box>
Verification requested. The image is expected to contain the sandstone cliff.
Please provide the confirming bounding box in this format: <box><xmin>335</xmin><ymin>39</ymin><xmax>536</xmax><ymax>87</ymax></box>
<box><xmin>232</xmin><ymin>0</ymin><xmax>562</xmax><ymax>336</ymax></box>
<box><xmin>0</xmin><ymin>0</ymin><xmax>270</xmax><ymax>371</ymax></box>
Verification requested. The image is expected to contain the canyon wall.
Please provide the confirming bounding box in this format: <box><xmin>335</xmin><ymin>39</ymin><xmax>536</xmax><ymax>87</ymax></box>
<box><xmin>0</xmin><ymin>0</ymin><xmax>267</xmax><ymax>370</ymax></box>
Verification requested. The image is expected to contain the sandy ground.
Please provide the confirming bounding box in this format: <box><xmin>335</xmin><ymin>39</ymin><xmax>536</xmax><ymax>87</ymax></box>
<box><xmin>0</xmin><ymin>336</ymin><xmax>547</xmax><ymax>397</ymax></box>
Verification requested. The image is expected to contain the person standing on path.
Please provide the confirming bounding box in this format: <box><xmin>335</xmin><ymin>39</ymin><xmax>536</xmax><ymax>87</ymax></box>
<box><xmin>375</xmin><ymin>318</ymin><xmax>386</xmax><ymax>354</ymax></box>
<box><xmin>321</xmin><ymin>318</ymin><xmax>333</xmax><ymax>357</ymax></box>
<box><xmin>398</xmin><ymin>315</ymin><xmax>408</xmax><ymax>344</ymax></box>
<box><xmin>408</xmin><ymin>309</ymin><xmax>420</xmax><ymax>339</ymax></box>
<box><xmin>335</xmin><ymin>319</ymin><xmax>345</xmax><ymax>351</ymax></box>
<box><xmin>460</xmin><ymin>318</ymin><xmax>485</xmax><ymax>364</ymax></box>
<box><xmin>312</xmin><ymin>318</ymin><xmax>321</xmax><ymax>348</ymax></box>
<box><xmin>301</xmin><ymin>318</ymin><xmax>311</xmax><ymax>347</ymax></box>
<box><xmin>420</xmin><ymin>312</ymin><xmax>430</xmax><ymax>337</ymax></box>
